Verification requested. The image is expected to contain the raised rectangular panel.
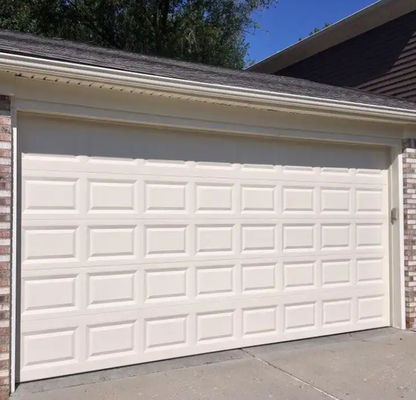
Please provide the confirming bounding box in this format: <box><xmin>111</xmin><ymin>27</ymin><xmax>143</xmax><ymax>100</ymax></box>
<box><xmin>196</xmin><ymin>184</ymin><xmax>233</xmax><ymax>212</ymax></box>
<box><xmin>356</xmin><ymin>169</ymin><xmax>383</xmax><ymax>177</ymax></box>
<box><xmin>87</xmin><ymin>321</ymin><xmax>135</xmax><ymax>358</ymax></box>
<box><xmin>321</xmin><ymin>189</ymin><xmax>350</xmax><ymax>212</ymax></box>
<box><xmin>323</xmin><ymin>300</ymin><xmax>351</xmax><ymax>325</ymax></box>
<box><xmin>241</xmin><ymin>185</ymin><xmax>275</xmax><ymax>212</ymax></box>
<box><xmin>88</xmin><ymin>272</ymin><xmax>135</xmax><ymax>306</ymax></box>
<box><xmin>88</xmin><ymin>156</ymin><xmax>136</xmax><ymax>166</ymax></box>
<box><xmin>88</xmin><ymin>179</ymin><xmax>135</xmax><ymax>212</ymax></box>
<box><xmin>197</xmin><ymin>162</ymin><xmax>233</xmax><ymax>170</ymax></box>
<box><xmin>284</xmin><ymin>262</ymin><xmax>315</xmax><ymax>289</ymax></box>
<box><xmin>285</xmin><ymin>303</ymin><xmax>315</xmax><ymax>331</ymax></box>
<box><xmin>23</xmin><ymin>227</ymin><xmax>77</xmax><ymax>262</ymax></box>
<box><xmin>243</xmin><ymin>307</ymin><xmax>277</xmax><ymax>336</ymax></box>
<box><xmin>145</xmin><ymin>225</ymin><xmax>187</xmax><ymax>256</ymax></box>
<box><xmin>145</xmin><ymin>316</ymin><xmax>187</xmax><ymax>350</ymax></box>
<box><xmin>242</xmin><ymin>263</ymin><xmax>276</xmax><ymax>292</ymax></box>
<box><xmin>22</xmin><ymin>153</ymin><xmax>79</xmax><ymax>164</ymax></box>
<box><xmin>357</xmin><ymin>259</ymin><xmax>383</xmax><ymax>283</ymax></box>
<box><xmin>145</xmin><ymin>269</ymin><xmax>187</xmax><ymax>300</ymax></box>
<box><xmin>322</xmin><ymin>260</ymin><xmax>350</xmax><ymax>286</ymax></box>
<box><xmin>241</xmin><ymin>225</ymin><xmax>276</xmax><ymax>253</ymax></box>
<box><xmin>196</xmin><ymin>225</ymin><xmax>233</xmax><ymax>254</ymax></box>
<box><xmin>321</xmin><ymin>224</ymin><xmax>350</xmax><ymax>250</ymax></box>
<box><xmin>23</xmin><ymin>276</ymin><xmax>77</xmax><ymax>313</ymax></box>
<box><xmin>22</xmin><ymin>328</ymin><xmax>76</xmax><ymax>367</ymax></box>
<box><xmin>196</xmin><ymin>266</ymin><xmax>233</xmax><ymax>296</ymax></box>
<box><xmin>283</xmin><ymin>166</ymin><xmax>314</xmax><ymax>173</ymax></box>
<box><xmin>356</xmin><ymin>224</ymin><xmax>383</xmax><ymax>249</ymax></box>
<box><xmin>356</xmin><ymin>189</ymin><xmax>383</xmax><ymax>212</ymax></box>
<box><xmin>23</xmin><ymin>178</ymin><xmax>77</xmax><ymax>212</ymax></box>
<box><xmin>283</xmin><ymin>187</ymin><xmax>314</xmax><ymax>212</ymax></box>
<box><xmin>145</xmin><ymin>159</ymin><xmax>187</xmax><ymax>168</ymax></box>
<box><xmin>197</xmin><ymin>311</ymin><xmax>234</xmax><ymax>342</ymax></box>
<box><xmin>145</xmin><ymin>182</ymin><xmax>186</xmax><ymax>212</ymax></box>
<box><xmin>283</xmin><ymin>225</ymin><xmax>314</xmax><ymax>252</ymax></box>
<box><xmin>88</xmin><ymin>226</ymin><xmax>135</xmax><ymax>258</ymax></box>
<box><xmin>321</xmin><ymin>167</ymin><xmax>350</xmax><ymax>175</ymax></box>
<box><xmin>358</xmin><ymin>296</ymin><xmax>384</xmax><ymax>321</ymax></box>
<box><xmin>242</xmin><ymin>164</ymin><xmax>275</xmax><ymax>172</ymax></box>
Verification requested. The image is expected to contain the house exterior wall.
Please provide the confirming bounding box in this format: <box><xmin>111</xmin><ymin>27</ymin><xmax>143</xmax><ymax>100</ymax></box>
<box><xmin>403</xmin><ymin>140</ymin><xmax>416</xmax><ymax>329</ymax></box>
<box><xmin>0</xmin><ymin>96</ymin><xmax>11</xmax><ymax>399</ymax></box>
<box><xmin>277</xmin><ymin>11</ymin><xmax>416</xmax><ymax>102</ymax></box>
<box><xmin>0</xmin><ymin>72</ymin><xmax>411</xmax><ymax>394</ymax></box>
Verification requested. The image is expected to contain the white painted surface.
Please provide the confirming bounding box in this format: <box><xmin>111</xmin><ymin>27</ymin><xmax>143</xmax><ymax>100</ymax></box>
<box><xmin>19</xmin><ymin>115</ymin><xmax>390</xmax><ymax>381</ymax></box>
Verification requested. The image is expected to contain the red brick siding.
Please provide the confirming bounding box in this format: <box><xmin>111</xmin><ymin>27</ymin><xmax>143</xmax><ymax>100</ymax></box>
<box><xmin>403</xmin><ymin>141</ymin><xmax>416</xmax><ymax>329</ymax></box>
<box><xmin>0</xmin><ymin>96</ymin><xmax>11</xmax><ymax>399</ymax></box>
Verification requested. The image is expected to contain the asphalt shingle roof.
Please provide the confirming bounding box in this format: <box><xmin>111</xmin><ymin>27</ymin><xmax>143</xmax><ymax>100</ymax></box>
<box><xmin>0</xmin><ymin>29</ymin><xmax>415</xmax><ymax>111</ymax></box>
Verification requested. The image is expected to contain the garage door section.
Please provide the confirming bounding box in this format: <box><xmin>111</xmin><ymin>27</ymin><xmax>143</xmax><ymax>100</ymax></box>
<box><xmin>19</xmin><ymin>115</ymin><xmax>390</xmax><ymax>381</ymax></box>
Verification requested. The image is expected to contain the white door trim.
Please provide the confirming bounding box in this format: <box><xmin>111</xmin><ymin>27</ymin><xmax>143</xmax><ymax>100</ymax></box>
<box><xmin>10</xmin><ymin>100</ymin><xmax>18</xmax><ymax>393</ymax></box>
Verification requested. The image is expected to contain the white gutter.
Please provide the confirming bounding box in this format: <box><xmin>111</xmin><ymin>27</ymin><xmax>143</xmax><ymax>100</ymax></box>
<box><xmin>1</xmin><ymin>52</ymin><xmax>416</xmax><ymax>123</ymax></box>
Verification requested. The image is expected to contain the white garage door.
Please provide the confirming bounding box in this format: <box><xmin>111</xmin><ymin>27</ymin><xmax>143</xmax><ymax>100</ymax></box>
<box><xmin>19</xmin><ymin>115</ymin><xmax>390</xmax><ymax>381</ymax></box>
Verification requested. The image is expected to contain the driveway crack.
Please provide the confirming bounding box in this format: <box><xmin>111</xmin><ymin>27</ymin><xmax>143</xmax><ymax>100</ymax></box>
<box><xmin>240</xmin><ymin>348</ymin><xmax>342</xmax><ymax>400</ymax></box>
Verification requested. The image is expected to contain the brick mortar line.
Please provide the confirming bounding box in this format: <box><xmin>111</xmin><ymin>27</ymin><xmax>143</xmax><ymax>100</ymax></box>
<box><xmin>241</xmin><ymin>348</ymin><xmax>341</xmax><ymax>400</ymax></box>
<box><xmin>403</xmin><ymin>147</ymin><xmax>416</xmax><ymax>329</ymax></box>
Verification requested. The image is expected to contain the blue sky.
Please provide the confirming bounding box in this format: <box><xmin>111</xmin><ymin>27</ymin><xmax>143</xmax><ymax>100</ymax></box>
<box><xmin>246</xmin><ymin>0</ymin><xmax>378</xmax><ymax>64</ymax></box>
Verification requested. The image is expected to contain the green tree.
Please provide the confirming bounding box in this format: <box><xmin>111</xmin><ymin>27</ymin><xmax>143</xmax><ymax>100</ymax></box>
<box><xmin>0</xmin><ymin>0</ymin><xmax>277</xmax><ymax>69</ymax></box>
<box><xmin>308</xmin><ymin>22</ymin><xmax>330</xmax><ymax>36</ymax></box>
<box><xmin>298</xmin><ymin>22</ymin><xmax>331</xmax><ymax>42</ymax></box>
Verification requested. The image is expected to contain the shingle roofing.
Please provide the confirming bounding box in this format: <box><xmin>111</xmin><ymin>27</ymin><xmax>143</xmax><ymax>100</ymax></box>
<box><xmin>0</xmin><ymin>29</ymin><xmax>415</xmax><ymax>111</ymax></box>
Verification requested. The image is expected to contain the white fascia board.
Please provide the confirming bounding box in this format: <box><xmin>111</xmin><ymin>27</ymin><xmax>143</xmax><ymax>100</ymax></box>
<box><xmin>1</xmin><ymin>52</ymin><xmax>416</xmax><ymax>124</ymax></box>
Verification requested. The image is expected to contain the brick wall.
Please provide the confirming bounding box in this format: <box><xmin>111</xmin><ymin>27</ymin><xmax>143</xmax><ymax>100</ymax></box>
<box><xmin>403</xmin><ymin>140</ymin><xmax>416</xmax><ymax>329</ymax></box>
<box><xmin>0</xmin><ymin>96</ymin><xmax>11</xmax><ymax>399</ymax></box>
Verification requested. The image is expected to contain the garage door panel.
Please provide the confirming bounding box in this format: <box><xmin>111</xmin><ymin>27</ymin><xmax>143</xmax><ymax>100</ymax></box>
<box><xmin>20</xmin><ymin>116</ymin><xmax>390</xmax><ymax>381</ymax></box>
<box><xmin>22</xmin><ymin>153</ymin><xmax>388</xmax><ymax>183</ymax></box>
<box><xmin>21</xmin><ymin>225</ymin><xmax>81</xmax><ymax>266</ymax></box>
<box><xmin>21</xmin><ymin>311</ymin><xmax>140</xmax><ymax>382</ymax></box>
<box><xmin>22</xmin><ymin>220</ymin><xmax>386</xmax><ymax>252</ymax></box>
<box><xmin>87</xmin><ymin>225</ymin><xmax>138</xmax><ymax>260</ymax></box>
<box><xmin>22</xmin><ymin>175</ymin><xmax>80</xmax><ymax>215</ymax></box>
<box><xmin>87</xmin><ymin>270</ymin><xmax>137</xmax><ymax>308</ymax></box>
<box><xmin>21</xmin><ymin>288</ymin><xmax>389</xmax><ymax>380</ymax></box>
<box><xmin>21</xmin><ymin>174</ymin><xmax>388</xmax><ymax>223</ymax></box>
<box><xmin>20</xmin><ymin>290</ymin><xmax>388</xmax><ymax>382</ymax></box>
<box><xmin>88</xmin><ymin>178</ymin><xmax>138</xmax><ymax>214</ymax></box>
<box><xmin>22</xmin><ymin>273</ymin><xmax>80</xmax><ymax>316</ymax></box>
<box><xmin>20</xmin><ymin>272</ymin><xmax>386</xmax><ymax>320</ymax></box>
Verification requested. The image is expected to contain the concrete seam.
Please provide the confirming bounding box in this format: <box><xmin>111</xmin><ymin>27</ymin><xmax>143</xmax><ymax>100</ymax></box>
<box><xmin>241</xmin><ymin>348</ymin><xmax>341</xmax><ymax>400</ymax></box>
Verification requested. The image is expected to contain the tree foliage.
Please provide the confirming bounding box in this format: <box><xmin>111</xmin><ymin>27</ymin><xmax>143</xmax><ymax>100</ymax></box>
<box><xmin>308</xmin><ymin>22</ymin><xmax>330</xmax><ymax>37</ymax></box>
<box><xmin>0</xmin><ymin>0</ymin><xmax>277</xmax><ymax>69</ymax></box>
<box><xmin>298</xmin><ymin>22</ymin><xmax>331</xmax><ymax>41</ymax></box>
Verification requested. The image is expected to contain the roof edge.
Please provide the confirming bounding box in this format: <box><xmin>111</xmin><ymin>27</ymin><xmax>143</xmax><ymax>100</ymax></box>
<box><xmin>2</xmin><ymin>51</ymin><xmax>416</xmax><ymax>124</ymax></box>
<box><xmin>248</xmin><ymin>0</ymin><xmax>416</xmax><ymax>73</ymax></box>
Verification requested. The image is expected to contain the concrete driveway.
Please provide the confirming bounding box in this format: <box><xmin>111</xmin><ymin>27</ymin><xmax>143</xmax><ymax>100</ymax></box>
<box><xmin>13</xmin><ymin>328</ymin><xmax>416</xmax><ymax>400</ymax></box>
